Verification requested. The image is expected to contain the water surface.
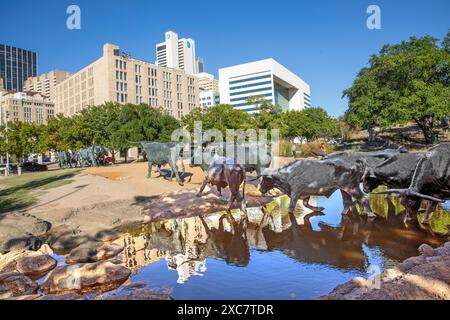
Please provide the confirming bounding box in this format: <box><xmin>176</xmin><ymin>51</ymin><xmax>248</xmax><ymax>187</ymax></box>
<box><xmin>112</xmin><ymin>192</ymin><xmax>448</xmax><ymax>299</ymax></box>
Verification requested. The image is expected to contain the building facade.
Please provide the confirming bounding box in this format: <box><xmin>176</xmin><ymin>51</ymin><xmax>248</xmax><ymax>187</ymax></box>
<box><xmin>0</xmin><ymin>78</ymin><xmax>4</xmax><ymax>92</ymax></box>
<box><xmin>196</xmin><ymin>72</ymin><xmax>219</xmax><ymax>92</ymax></box>
<box><xmin>156</xmin><ymin>31</ymin><xmax>197</xmax><ymax>75</ymax></box>
<box><xmin>219</xmin><ymin>59</ymin><xmax>310</xmax><ymax>113</ymax></box>
<box><xmin>199</xmin><ymin>90</ymin><xmax>220</xmax><ymax>108</ymax></box>
<box><xmin>55</xmin><ymin>43</ymin><xmax>199</xmax><ymax>119</ymax></box>
<box><xmin>0</xmin><ymin>44</ymin><xmax>38</xmax><ymax>92</ymax></box>
<box><xmin>0</xmin><ymin>91</ymin><xmax>54</xmax><ymax>125</ymax></box>
<box><xmin>24</xmin><ymin>70</ymin><xmax>72</xmax><ymax>103</ymax></box>
<box><xmin>196</xmin><ymin>57</ymin><xmax>204</xmax><ymax>73</ymax></box>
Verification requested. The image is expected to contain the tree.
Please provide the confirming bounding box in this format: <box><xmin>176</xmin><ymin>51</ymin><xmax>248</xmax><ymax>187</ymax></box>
<box><xmin>280</xmin><ymin>107</ymin><xmax>336</xmax><ymax>141</ymax></box>
<box><xmin>181</xmin><ymin>104</ymin><xmax>253</xmax><ymax>137</ymax></box>
<box><xmin>344</xmin><ymin>32</ymin><xmax>450</xmax><ymax>144</ymax></box>
<box><xmin>0</xmin><ymin>122</ymin><xmax>44</xmax><ymax>163</ymax></box>
<box><xmin>252</xmin><ymin>103</ymin><xmax>282</xmax><ymax>131</ymax></box>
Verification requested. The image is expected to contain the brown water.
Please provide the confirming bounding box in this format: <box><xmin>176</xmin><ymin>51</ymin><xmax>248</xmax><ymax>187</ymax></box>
<box><xmin>103</xmin><ymin>192</ymin><xmax>448</xmax><ymax>300</ymax></box>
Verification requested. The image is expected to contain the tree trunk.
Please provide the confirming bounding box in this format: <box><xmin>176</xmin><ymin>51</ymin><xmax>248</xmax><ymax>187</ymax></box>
<box><xmin>111</xmin><ymin>149</ymin><xmax>116</xmax><ymax>164</ymax></box>
<box><xmin>124</xmin><ymin>149</ymin><xmax>128</xmax><ymax>164</ymax></box>
<box><xmin>415</xmin><ymin>116</ymin><xmax>434</xmax><ymax>145</ymax></box>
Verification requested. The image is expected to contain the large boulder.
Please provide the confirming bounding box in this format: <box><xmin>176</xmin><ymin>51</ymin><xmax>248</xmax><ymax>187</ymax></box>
<box><xmin>0</xmin><ymin>212</ymin><xmax>50</xmax><ymax>253</ymax></box>
<box><xmin>40</xmin><ymin>261</ymin><xmax>131</xmax><ymax>294</ymax></box>
<box><xmin>0</xmin><ymin>272</ymin><xmax>38</xmax><ymax>299</ymax></box>
<box><xmin>98</xmin><ymin>288</ymin><xmax>172</xmax><ymax>300</ymax></box>
<box><xmin>0</xmin><ymin>250</ymin><xmax>57</xmax><ymax>279</ymax></box>
<box><xmin>319</xmin><ymin>241</ymin><xmax>450</xmax><ymax>300</ymax></box>
<box><xmin>66</xmin><ymin>241</ymin><xmax>124</xmax><ymax>264</ymax></box>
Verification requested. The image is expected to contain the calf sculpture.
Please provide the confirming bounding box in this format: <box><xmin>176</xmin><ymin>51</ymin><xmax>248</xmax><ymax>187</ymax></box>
<box><xmin>190</xmin><ymin>146</ymin><xmax>247</xmax><ymax>212</ymax></box>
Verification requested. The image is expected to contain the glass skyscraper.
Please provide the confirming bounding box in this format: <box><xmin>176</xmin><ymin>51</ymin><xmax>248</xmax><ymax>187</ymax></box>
<box><xmin>0</xmin><ymin>44</ymin><xmax>37</xmax><ymax>92</ymax></box>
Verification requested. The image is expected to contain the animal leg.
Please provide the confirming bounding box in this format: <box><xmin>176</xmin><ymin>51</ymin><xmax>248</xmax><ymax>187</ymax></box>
<box><xmin>227</xmin><ymin>193</ymin><xmax>236</xmax><ymax>210</ymax></box>
<box><xmin>181</xmin><ymin>161</ymin><xmax>186</xmax><ymax>175</ymax></box>
<box><xmin>302</xmin><ymin>196</ymin><xmax>324</xmax><ymax>212</ymax></box>
<box><xmin>217</xmin><ymin>186</ymin><xmax>227</xmax><ymax>202</ymax></box>
<box><xmin>171</xmin><ymin>164</ymin><xmax>184</xmax><ymax>186</ymax></box>
<box><xmin>156</xmin><ymin>165</ymin><xmax>163</xmax><ymax>177</ymax></box>
<box><xmin>400</xmin><ymin>196</ymin><xmax>421</xmax><ymax>221</ymax></box>
<box><xmin>196</xmin><ymin>177</ymin><xmax>208</xmax><ymax>197</ymax></box>
<box><xmin>288</xmin><ymin>193</ymin><xmax>300</xmax><ymax>214</ymax></box>
<box><xmin>340</xmin><ymin>190</ymin><xmax>354</xmax><ymax>216</ymax></box>
<box><xmin>351</xmin><ymin>187</ymin><xmax>375</xmax><ymax>217</ymax></box>
<box><xmin>421</xmin><ymin>201</ymin><xmax>438</xmax><ymax>225</ymax></box>
<box><xmin>147</xmin><ymin>162</ymin><xmax>152</xmax><ymax>178</ymax></box>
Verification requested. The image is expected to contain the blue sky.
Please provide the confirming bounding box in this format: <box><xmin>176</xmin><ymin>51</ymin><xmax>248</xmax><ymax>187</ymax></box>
<box><xmin>1</xmin><ymin>0</ymin><xmax>448</xmax><ymax>117</ymax></box>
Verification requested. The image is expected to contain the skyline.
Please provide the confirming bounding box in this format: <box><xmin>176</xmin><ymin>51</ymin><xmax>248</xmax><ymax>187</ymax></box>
<box><xmin>1</xmin><ymin>0</ymin><xmax>449</xmax><ymax>117</ymax></box>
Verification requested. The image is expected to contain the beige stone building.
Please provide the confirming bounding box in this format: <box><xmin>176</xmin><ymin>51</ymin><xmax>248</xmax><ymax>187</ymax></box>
<box><xmin>24</xmin><ymin>70</ymin><xmax>72</xmax><ymax>103</ymax></box>
<box><xmin>196</xmin><ymin>72</ymin><xmax>219</xmax><ymax>92</ymax></box>
<box><xmin>0</xmin><ymin>78</ymin><xmax>4</xmax><ymax>92</ymax></box>
<box><xmin>0</xmin><ymin>91</ymin><xmax>55</xmax><ymax>125</ymax></box>
<box><xmin>55</xmin><ymin>43</ymin><xmax>200</xmax><ymax>119</ymax></box>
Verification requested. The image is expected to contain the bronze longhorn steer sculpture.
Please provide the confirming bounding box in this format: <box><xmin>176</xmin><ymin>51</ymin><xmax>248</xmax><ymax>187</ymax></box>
<box><xmin>372</xmin><ymin>144</ymin><xmax>449</xmax><ymax>224</ymax></box>
<box><xmin>130</xmin><ymin>141</ymin><xmax>185</xmax><ymax>186</ymax></box>
<box><xmin>255</xmin><ymin>158</ymin><xmax>373</xmax><ymax>216</ymax></box>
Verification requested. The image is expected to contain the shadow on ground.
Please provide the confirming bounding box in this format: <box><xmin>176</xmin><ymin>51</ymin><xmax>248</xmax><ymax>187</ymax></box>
<box><xmin>0</xmin><ymin>172</ymin><xmax>79</xmax><ymax>215</ymax></box>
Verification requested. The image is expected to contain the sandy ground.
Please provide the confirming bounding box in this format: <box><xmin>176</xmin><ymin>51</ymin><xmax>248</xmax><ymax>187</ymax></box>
<box><xmin>17</xmin><ymin>160</ymin><xmax>283</xmax><ymax>252</ymax></box>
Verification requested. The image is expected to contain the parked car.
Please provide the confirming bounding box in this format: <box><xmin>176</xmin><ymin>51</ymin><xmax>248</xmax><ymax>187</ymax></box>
<box><xmin>21</xmin><ymin>162</ymin><xmax>48</xmax><ymax>172</ymax></box>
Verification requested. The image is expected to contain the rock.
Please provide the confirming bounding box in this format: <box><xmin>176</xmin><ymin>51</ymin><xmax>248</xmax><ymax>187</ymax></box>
<box><xmin>0</xmin><ymin>250</ymin><xmax>57</xmax><ymax>279</ymax></box>
<box><xmin>95</xmin><ymin>230</ymin><xmax>122</xmax><ymax>242</ymax></box>
<box><xmin>397</xmin><ymin>256</ymin><xmax>426</xmax><ymax>272</ymax></box>
<box><xmin>40</xmin><ymin>260</ymin><xmax>131</xmax><ymax>294</ymax></box>
<box><xmin>48</xmin><ymin>230</ymin><xmax>89</xmax><ymax>253</ymax></box>
<box><xmin>418</xmin><ymin>243</ymin><xmax>435</xmax><ymax>257</ymax></box>
<box><xmin>0</xmin><ymin>272</ymin><xmax>38</xmax><ymax>299</ymax></box>
<box><xmin>37</xmin><ymin>293</ymin><xmax>85</xmax><ymax>300</ymax></box>
<box><xmin>320</xmin><ymin>240</ymin><xmax>450</xmax><ymax>300</ymax></box>
<box><xmin>66</xmin><ymin>242</ymin><xmax>124</xmax><ymax>264</ymax></box>
<box><xmin>434</xmin><ymin>242</ymin><xmax>450</xmax><ymax>256</ymax></box>
<box><xmin>5</xmin><ymin>294</ymin><xmax>41</xmax><ymax>300</ymax></box>
<box><xmin>38</xmin><ymin>244</ymin><xmax>54</xmax><ymax>255</ymax></box>
<box><xmin>0</xmin><ymin>212</ymin><xmax>50</xmax><ymax>253</ymax></box>
<box><xmin>98</xmin><ymin>288</ymin><xmax>172</xmax><ymax>300</ymax></box>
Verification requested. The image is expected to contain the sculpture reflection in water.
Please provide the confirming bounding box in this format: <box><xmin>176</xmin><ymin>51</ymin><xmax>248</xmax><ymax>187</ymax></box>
<box><xmin>116</xmin><ymin>195</ymin><xmax>447</xmax><ymax>284</ymax></box>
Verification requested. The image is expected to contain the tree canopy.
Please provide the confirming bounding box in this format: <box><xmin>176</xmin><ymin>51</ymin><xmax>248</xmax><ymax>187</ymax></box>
<box><xmin>280</xmin><ymin>107</ymin><xmax>336</xmax><ymax>141</ymax></box>
<box><xmin>343</xmin><ymin>32</ymin><xmax>450</xmax><ymax>143</ymax></box>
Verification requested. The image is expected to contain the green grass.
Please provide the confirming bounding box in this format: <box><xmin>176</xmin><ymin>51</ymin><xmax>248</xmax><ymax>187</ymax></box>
<box><xmin>0</xmin><ymin>169</ymin><xmax>81</xmax><ymax>214</ymax></box>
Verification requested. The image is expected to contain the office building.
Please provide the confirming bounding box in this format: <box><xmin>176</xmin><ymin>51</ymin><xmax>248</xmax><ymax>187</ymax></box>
<box><xmin>196</xmin><ymin>57</ymin><xmax>204</xmax><ymax>73</ymax></box>
<box><xmin>0</xmin><ymin>91</ymin><xmax>55</xmax><ymax>125</ymax></box>
<box><xmin>0</xmin><ymin>44</ymin><xmax>38</xmax><ymax>92</ymax></box>
<box><xmin>200</xmin><ymin>90</ymin><xmax>220</xmax><ymax>108</ymax></box>
<box><xmin>24</xmin><ymin>70</ymin><xmax>72</xmax><ymax>103</ymax></box>
<box><xmin>55</xmin><ymin>43</ymin><xmax>199</xmax><ymax>119</ymax></box>
<box><xmin>156</xmin><ymin>31</ymin><xmax>197</xmax><ymax>75</ymax></box>
<box><xmin>219</xmin><ymin>59</ymin><xmax>310</xmax><ymax>113</ymax></box>
<box><xmin>196</xmin><ymin>72</ymin><xmax>219</xmax><ymax>92</ymax></box>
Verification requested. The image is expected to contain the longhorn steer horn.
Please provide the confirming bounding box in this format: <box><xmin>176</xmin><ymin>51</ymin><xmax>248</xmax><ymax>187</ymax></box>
<box><xmin>372</xmin><ymin>189</ymin><xmax>445</xmax><ymax>203</ymax></box>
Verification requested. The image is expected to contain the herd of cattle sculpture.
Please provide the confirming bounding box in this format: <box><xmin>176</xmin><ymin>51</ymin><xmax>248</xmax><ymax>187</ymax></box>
<box><xmin>56</xmin><ymin>140</ymin><xmax>449</xmax><ymax>225</ymax></box>
<box><xmin>57</xmin><ymin>145</ymin><xmax>109</xmax><ymax>168</ymax></box>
